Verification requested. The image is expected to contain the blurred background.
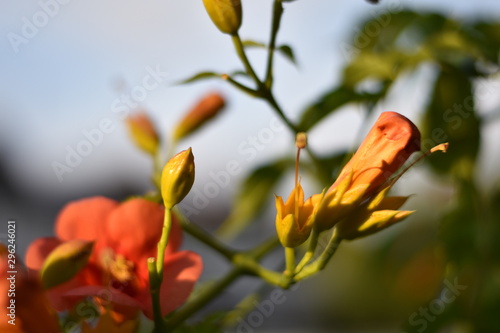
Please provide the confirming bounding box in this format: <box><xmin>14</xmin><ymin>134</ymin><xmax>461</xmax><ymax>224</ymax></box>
<box><xmin>1</xmin><ymin>0</ymin><xmax>500</xmax><ymax>332</ymax></box>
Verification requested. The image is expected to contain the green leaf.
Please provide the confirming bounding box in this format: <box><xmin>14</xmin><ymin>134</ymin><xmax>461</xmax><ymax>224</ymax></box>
<box><xmin>342</xmin><ymin>51</ymin><xmax>405</xmax><ymax>87</ymax></box>
<box><xmin>229</xmin><ymin>70</ymin><xmax>249</xmax><ymax>78</ymax></box>
<box><xmin>425</xmin><ymin>27</ymin><xmax>481</xmax><ymax>68</ymax></box>
<box><xmin>217</xmin><ymin>159</ymin><xmax>292</xmax><ymax>240</ymax></box>
<box><xmin>241</xmin><ymin>40</ymin><xmax>297</xmax><ymax>64</ymax></box>
<box><xmin>352</xmin><ymin>10</ymin><xmax>421</xmax><ymax>51</ymax></box>
<box><xmin>297</xmin><ymin>85</ymin><xmax>387</xmax><ymax>131</ymax></box>
<box><xmin>422</xmin><ymin>66</ymin><xmax>481</xmax><ymax>178</ymax></box>
<box><xmin>179</xmin><ymin>71</ymin><xmax>222</xmax><ymax>84</ymax></box>
<box><xmin>241</xmin><ymin>39</ymin><xmax>267</xmax><ymax>49</ymax></box>
<box><xmin>298</xmin><ymin>86</ymin><xmax>358</xmax><ymax>131</ymax></box>
<box><xmin>439</xmin><ymin>178</ymin><xmax>480</xmax><ymax>265</ymax></box>
<box><xmin>469</xmin><ymin>21</ymin><xmax>500</xmax><ymax>65</ymax></box>
<box><xmin>277</xmin><ymin>44</ymin><xmax>297</xmax><ymax>64</ymax></box>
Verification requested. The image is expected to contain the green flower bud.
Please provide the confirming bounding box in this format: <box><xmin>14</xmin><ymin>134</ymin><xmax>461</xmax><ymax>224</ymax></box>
<box><xmin>202</xmin><ymin>0</ymin><xmax>242</xmax><ymax>35</ymax></box>
<box><xmin>41</xmin><ymin>240</ymin><xmax>94</xmax><ymax>289</ymax></box>
<box><xmin>161</xmin><ymin>148</ymin><xmax>195</xmax><ymax>209</ymax></box>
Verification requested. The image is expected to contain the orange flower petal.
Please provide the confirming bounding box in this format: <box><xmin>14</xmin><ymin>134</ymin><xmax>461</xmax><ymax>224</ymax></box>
<box><xmin>1</xmin><ymin>245</ymin><xmax>60</xmax><ymax>333</ymax></box>
<box><xmin>56</xmin><ymin>196</ymin><xmax>118</xmax><ymax>242</ymax></box>
<box><xmin>64</xmin><ymin>285</ymin><xmax>143</xmax><ymax>308</ymax></box>
<box><xmin>104</xmin><ymin>198</ymin><xmax>182</xmax><ymax>285</ymax></box>
<box><xmin>25</xmin><ymin>237</ymin><xmax>61</xmax><ymax>271</ymax></box>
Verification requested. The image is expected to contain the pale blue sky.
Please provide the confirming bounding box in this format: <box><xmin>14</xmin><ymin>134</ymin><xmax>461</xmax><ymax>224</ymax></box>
<box><xmin>1</xmin><ymin>0</ymin><xmax>499</xmax><ymax>202</ymax></box>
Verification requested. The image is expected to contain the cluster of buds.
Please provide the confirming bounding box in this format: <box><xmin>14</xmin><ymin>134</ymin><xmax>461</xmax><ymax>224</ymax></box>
<box><xmin>275</xmin><ymin>112</ymin><xmax>448</xmax><ymax>246</ymax></box>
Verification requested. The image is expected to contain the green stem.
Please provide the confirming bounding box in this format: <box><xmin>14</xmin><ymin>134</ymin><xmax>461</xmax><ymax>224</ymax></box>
<box><xmin>173</xmin><ymin>207</ymin><xmax>236</xmax><ymax>260</ymax></box>
<box><xmin>231</xmin><ymin>237</ymin><xmax>288</xmax><ymax>288</ymax></box>
<box><xmin>164</xmin><ymin>267</ymin><xmax>244</xmax><ymax>331</ymax></box>
<box><xmin>264</xmin><ymin>0</ymin><xmax>284</xmax><ymax>88</ymax></box>
<box><xmin>164</xmin><ymin>238</ymin><xmax>287</xmax><ymax>331</ymax></box>
<box><xmin>248</xmin><ymin>236</ymin><xmax>281</xmax><ymax>260</ymax></box>
<box><xmin>221</xmin><ymin>74</ymin><xmax>259</xmax><ymax>97</ymax></box>
<box><xmin>147</xmin><ymin>258</ymin><xmax>166</xmax><ymax>332</ymax></box>
<box><xmin>285</xmin><ymin>247</ymin><xmax>295</xmax><ymax>277</ymax></box>
<box><xmin>230</xmin><ymin>0</ymin><xmax>331</xmax><ymax>184</ymax></box>
<box><xmin>294</xmin><ymin>229</ymin><xmax>342</xmax><ymax>281</ymax></box>
<box><xmin>295</xmin><ymin>228</ymin><xmax>320</xmax><ymax>273</ymax></box>
<box><xmin>231</xmin><ymin>33</ymin><xmax>262</xmax><ymax>87</ymax></box>
<box><xmin>263</xmin><ymin>92</ymin><xmax>331</xmax><ymax>183</ymax></box>
<box><xmin>232</xmin><ymin>252</ymin><xmax>288</xmax><ymax>288</ymax></box>
<box><xmin>263</xmin><ymin>91</ymin><xmax>299</xmax><ymax>133</ymax></box>
<box><xmin>156</xmin><ymin>208</ymin><xmax>173</xmax><ymax>277</ymax></box>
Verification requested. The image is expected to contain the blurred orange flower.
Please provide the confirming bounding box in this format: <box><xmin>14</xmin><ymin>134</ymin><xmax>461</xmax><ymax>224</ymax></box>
<box><xmin>126</xmin><ymin>112</ymin><xmax>160</xmax><ymax>155</ymax></box>
<box><xmin>25</xmin><ymin>197</ymin><xmax>203</xmax><ymax>322</ymax></box>
<box><xmin>173</xmin><ymin>92</ymin><xmax>226</xmax><ymax>141</ymax></box>
<box><xmin>0</xmin><ymin>244</ymin><xmax>60</xmax><ymax>333</ymax></box>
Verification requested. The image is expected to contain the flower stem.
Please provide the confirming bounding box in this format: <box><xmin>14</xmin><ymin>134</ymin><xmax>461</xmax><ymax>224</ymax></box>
<box><xmin>231</xmin><ymin>33</ymin><xmax>262</xmax><ymax>88</ymax></box>
<box><xmin>173</xmin><ymin>207</ymin><xmax>236</xmax><ymax>260</ymax></box>
<box><xmin>264</xmin><ymin>0</ymin><xmax>284</xmax><ymax>88</ymax></box>
<box><xmin>295</xmin><ymin>228</ymin><xmax>320</xmax><ymax>273</ymax></box>
<box><xmin>164</xmin><ymin>238</ymin><xmax>287</xmax><ymax>331</ymax></box>
<box><xmin>233</xmin><ymin>237</ymin><xmax>290</xmax><ymax>288</ymax></box>
<box><xmin>262</xmin><ymin>91</ymin><xmax>299</xmax><ymax>133</ymax></box>
<box><xmin>221</xmin><ymin>74</ymin><xmax>259</xmax><ymax>97</ymax></box>
<box><xmin>164</xmin><ymin>267</ymin><xmax>244</xmax><ymax>331</ymax></box>
<box><xmin>294</xmin><ymin>229</ymin><xmax>342</xmax><ymax>281</ymax></box>
<box><xmin>156</xmin><ymin>208</ymin><xmax>173</xmax><ymax>278</ymax></box>
<box><xmin>147</xmin><ymin>258</ymin><xmax>166</xmax><ymax>332</ymax></box>
<box><xmin>285</xmin><ymin>247</ymin><xmax>295</xmax><ymax>277</ymax></box>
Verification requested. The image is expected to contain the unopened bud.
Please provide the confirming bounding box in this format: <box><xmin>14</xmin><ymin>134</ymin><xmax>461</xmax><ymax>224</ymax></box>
<box><xmin>126</xmin><ymin>112</ymin><xmax>160</xmax><ymax>155</ymax></box>
<box><xmin>41</xmin><ymin>240</ymin><xmax>94</xmax><ymax>289</ymax></box>
<box><xmin>173</xmin><ymin>93</ymin><xmax>226</xmax><ymax>141</ymax></box>
<box><xmin>339</xmin><ymin>209</ymin><xmax>415</xmax><ymax>240</ymax></box>
<box><xmin>295</xmin><ymin>132</ymin><xmax>307</xmax><ymax>149</ymax></box>
<box><xmin>202</xmin><ymin>0</ymin><xmax>242</xmax><ymax>35</ymax></box>
<box><xmin>161</xmin><ymin>148</ymin><xmax>195</xmax><ymax>209</ymax></box>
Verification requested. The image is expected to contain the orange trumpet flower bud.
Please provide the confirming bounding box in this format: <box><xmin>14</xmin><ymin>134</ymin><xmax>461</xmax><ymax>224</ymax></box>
<box><xmin>173</xmin><ymin>92</ymin><xmax>226</xmax><ymax>141</ymax></box>
<box><xmin>330</xmin><ymin>111</ymin><xmax>421</xmax><ymax>198</ymax></box>
<box><xmin>126</xmin><ymin>112</ymin><xmax>160</xmax><ymax>155</ymax></box>
<box><xmin>315</xmin><ymin>112</ymin><xmax>421</xmax><ymax>231</ymax></box>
